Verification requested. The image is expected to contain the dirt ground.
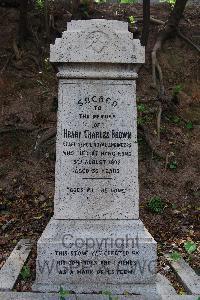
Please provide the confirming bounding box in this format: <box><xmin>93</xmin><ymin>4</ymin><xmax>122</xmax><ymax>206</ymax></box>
<box><xmin>0</xmin><ymin>1</ymin><xmax>199</xmax><ymax>294</ymax></box>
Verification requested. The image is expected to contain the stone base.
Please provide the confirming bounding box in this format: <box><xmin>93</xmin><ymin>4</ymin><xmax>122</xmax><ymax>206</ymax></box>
<box><xmin>33</xmin><ymin>218</ymin><xmax>157</xmax><ymax>296</ymax></box>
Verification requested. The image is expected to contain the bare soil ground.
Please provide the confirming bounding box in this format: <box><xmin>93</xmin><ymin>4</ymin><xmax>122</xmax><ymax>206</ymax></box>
<box><xmin>0</xmin><ymin>2</ymin><xmax>199</xmax><ymax>293</ymax></box>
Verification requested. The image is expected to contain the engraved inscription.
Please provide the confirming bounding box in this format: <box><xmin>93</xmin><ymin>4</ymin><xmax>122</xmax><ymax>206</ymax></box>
<box><xmin>55</xmin><ymin>81</ymin><xmax>138</xmax><ymax>219</ymax></box>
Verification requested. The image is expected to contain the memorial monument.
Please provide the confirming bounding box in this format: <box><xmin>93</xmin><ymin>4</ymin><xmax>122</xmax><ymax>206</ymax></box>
<box><xmin>33</xmin><ymin>19</ymin><xmax>158</xmax><ymax>298</ymax></box>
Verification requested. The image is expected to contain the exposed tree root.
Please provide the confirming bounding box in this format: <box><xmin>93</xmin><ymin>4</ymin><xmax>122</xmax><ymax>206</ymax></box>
<box><xmin>151</xmin><ymin>29</ymin><xmax>169</xmax><ymax>143</ymax></box>
<box><xmin>151</xmin><ymin>24</ymin><xmax>200</xmax><ymax>143</ymax></box>
<box><xmin>150</xmin><ymin>17</ymin><xmax>165</xmax><ymax>26</ymax></box>
<box><xmin>138</xmin><ymin>125</ymin><xmax>165</xmax><ymax>159</ymax></box>
<box><xmin>0</xmin><ymin>125</ymin><xmax>38</xmax><ymax>135</ymax></box>
<box><xmin>0</xmin><ymin>54</ymin><xmax>13</xmax><ymax>74</ymax></box>
<box><xmin>177</xmin><ymin>29</ymin><xmax>200</xmax><ymax>53</ymax></box>
<box><xmin>157</xmin><ymin>102</ymin><xmax>162</xmax><ymax>144</ymax></box>
<box><xmin>151</xmin><ymin>0</ymin><xmax>189</xmax><ymax>144</ymax></box>
<box><xmin>13</xmin><ymin>39</ymin><xmax>22</xmax><ymax>60</ymax></box>
<box><xmin>34</xmin><ymin>128</ymin><xmax>56</xmax><ymax>152</ymax></box>
<box><xmin>138</xmin><ymin>16</ymin><xmax>200</xmax><ymax>53</ymax></box>
<box><xmin>136</xmin><ymin>16</ymin><xmax>165</xmax><ymax>26</ymax></box>
<box><xmin>151</xmin><ymin>29</ymin><xmax>170</xmax><ymax>94</ymax></box>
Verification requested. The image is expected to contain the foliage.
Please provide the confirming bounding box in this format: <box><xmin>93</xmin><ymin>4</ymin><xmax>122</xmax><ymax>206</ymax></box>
<box><xmin>184</xmin><ymin>241</ymin><xmax>197</xmax><ymax>254</ymax></box>
<box><xmin>137</xmin><ymin>103</ymin><xmax>152</xmax><ymax>125</ymax></box>
<box><xmin>159</xmin><ymin>0</ymin><xmax>176</xmax><ymax>7</ymax></box>
<box><xmin>168</xmin><ymin>161</ymin><xmax>177</xmax><ymax>170</ymax></box>
<box><xmin>170</xmin><ymin>251</ymin><xmax>181</xmax><ymax>261</ymax></box>
<box><xmin>59</xmin><ymin>287</ymin><xmax>71</xmax><ymax>300</ymax></box>
<box><xmin>185</xmin><ymin>121</ymin><xmax>193</xmax><ymax>130</ymax></box>
<box><xmin>43</xmin><ymin>57</ymin><xmax>52</xmax><ymax>72</ymax></box>
<box><xmin>173</xmin><ymin>84</ymin><xmax>183</xmax><ymax>96</ymax></box>
<box><xmin>179</xmin><ymin>289</ymin><xmax>186</xmax><ymax>295</ymax></box>
<box><xmin>171</xmin><ymin>115</ymin><xmax>181</xmax><ymax>124</ymax></box>
<box><xmin>120</xmin><ymin>0</ymin><xmax>138</xmax><ymax>3</ymax></box>
<box><xmin>147</xmin><ymin>196</ymin><xmax>165</xmax><ymax>214</ymax></box>
<box><xmin>169</xmin><ymin>241</ymin><xmax>197</xmax><ymax>264</ymax></box>
<box><xmin>137</xmin><ymin>116</ymin><xmax>146</xmax><ymax>125</ymax></box>
<box><xmin>20</xmin><ymin>265</ymin><xmax>31</xmax><ymax>280</ymax></box>
<box><xmin>36</xmin><ymin>0</ymin><xmax>45</xmax><ymax>9</ymax></box>
<box><xmin>79</xmin><ymin>0</ymin><xmax>91</xmax><ymax>17</ymax></box>
<box><xmin>102</xmin><ymin>290</ymin><xmax>118</xmax><ymax>300</ymax></box>
<box><xmin>95</xmin><ymin>0</ymin><xmax>138</xmax><ymax>2</ymax></box>
<box><xmin>128</xmin><ymin>15</ymin><xmax>135</xmax><ymax>25</ymax></box>
<box><xmin>137</xmin><ymin>103</ymin><xmax>146</xmax><ymax>112</ymax></box>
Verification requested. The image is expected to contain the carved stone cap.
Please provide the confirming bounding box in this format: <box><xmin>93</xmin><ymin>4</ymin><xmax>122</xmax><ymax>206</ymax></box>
<box><xmin>50</xmin><ymin>19</ymin><xmax>145</xmax><ymax>64</ymax></box>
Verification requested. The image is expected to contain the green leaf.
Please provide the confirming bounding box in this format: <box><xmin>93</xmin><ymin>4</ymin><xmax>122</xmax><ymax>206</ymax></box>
<box><xmin>128</xmin><ymin>15</ymin><xmax>135</xmax><ymax>24</ymax></box>
<box><xmin>184</xmin><ymin>241</ymin><xmax>197</xmax><ymax>254</ymax></box>
<box><xmin>170</xmin><ymin>251</ymin><xmax>181</xmax><ymax>261</ymax></box>
<box><xmin>173</xmin><ymin>116</ymin><xmax>180</xmax><ymax>124</ymax></box>
<box><xmin>159</xmin><ymin>0</ymin><xmax>175</xmax><ymax>7</ymax></box>
<box><xmin>137</xmin><ymin>116</ymin><xmax>145</xmax><ymax>125</ymax></box>
<box><xmin>102</xmin><ymin>290</ymin><xmax>112</xmax><ymax>296</ymax></box>
<box><xmin>102</xmin><ymin>290</ymin><xmax>117</xmax><ymax>300</ymax></box>
<box><xmin>120</xmin><ymin>0</ymin><xmax>137</xmax><ymax>3</ymax></box>
<box><xmin>168</xmin><ymin>161</ymin><xmax>177</xmax><ymax>170</ymax></box>
<box><xmin>147</xmin><ymin>196</ymin><xmax>165</xmax><ymax>214</ymax></box>
<box><xmin>20</xmin><ymin>265</ymin><xmax>31</xmax><ymax>280</ymax></box>
<box><xmin>172</xmin><ymin>203</ymin><xmax>176</xmax><ymax>209</ymax></box>
<box><xmin>186</xmin><ymin>121</ymin><xmax>193</xmax><ymax>130</ymax></box>
<box><xmin>123</xmin><ymin>291</ymin><xmax>130</xmax><ymax>296</ymax></box>
<box><xmin>137</xmin><ymin>103</ymin><xmax>146</xmax><ymax>112</ymax></box>
<box><xmin>36</xmin><ymin>0</ymin><xmax>45</xmax><ymax>9</ymax></box>
<box><xmin>173</xmin><ymin>84</ymin><xmax>183</xmax><ymax>95</ymax></box>
<box><xmin>59</xmin><ymin>286</ymin><xmax>71</xmax><ymax>297</ymax></box>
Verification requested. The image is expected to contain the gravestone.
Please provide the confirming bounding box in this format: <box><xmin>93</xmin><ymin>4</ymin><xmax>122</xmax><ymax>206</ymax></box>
<box><xmin>33</xmin><ymin>19</ymin><xmax>158</xmax><ymax>298</ymax></box>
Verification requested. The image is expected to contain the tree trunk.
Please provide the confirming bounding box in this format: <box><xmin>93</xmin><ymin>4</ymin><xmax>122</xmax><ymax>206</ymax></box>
<box><xmin>19</xmin><ymin>0</ymin><xmax>29</xmax><ymax>43</ymax></box>
<box><xmin>161</xmin><ymin>0</ymin><xmax>189</xmax><ymax>41</ymax></box>
<box><xmin>141</xmin><ymin>0</ymin><xmax>150</xmax><ymax>46</ymax></box>
<box><xmin>0</xmin><ymin>0</ymin><xmax>19</xmax><ymax>7</ymax></box>
<box><xmin>44</xmin><ymin>0</ymin><xmax>49</xmax><ymax>38</ymax></box>
<box><xmin>152</xmin><ymin>0</ymin><xmax>189</xmax><ymax>87</ymax></box>
<box><xmin>72</xmin><ymin>0</ymin><xmax>80</xmax><ymax>16</ymax></box>
<box><xmin>167</xmin><ymin>0</ymin><xmax>188</xmax><ymax>30</ymax></box>
<box><xmin>153</xmin><ymin>0</ymin><xmax>189</xmax><ymax>54</ymax></box>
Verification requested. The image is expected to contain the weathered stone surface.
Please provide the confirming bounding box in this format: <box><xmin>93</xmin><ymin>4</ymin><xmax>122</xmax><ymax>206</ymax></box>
<box><xmin>54</xmin><ymin>79</ymin><xmax>139</xmax><ymax>220</ymax></box>
<box><xmin>0</xmin><ymin>291</ymin><xmax>160</xmax><ymax>300</ymax></box>
<box><xmin>57</xmin><ymin>64</ymin><xmax>138</xmax><ymax>80</ymax></box>
<box><xmin>2</xmin><ymin>291</ymin><xmax>200</xmax><ymax>300</ymax></box>
<box><xmin>165</xmin><ymin>255</ymin><xmax>200</xmax><ymax>295</ymax></box>
<box><xmin>161</xmin><ymin>297</ymin><xmax>200</xmax><ymax>300</ymax></box>
<box><xmin>156</xmin><ymin>273</ymin><xmax>177</xmax><ymax>295</ymax></box>
<box><xmin>50</xmin><ymin>20</ymin><xmax>145</xmax><ymax>64</ymax></box>
<box><xmin>0</xmin><ymin>239</ymin><xmax>32</xmax><ymax>291</ymax></box>
<box><xmin>33</xmin><ymin>219</ymin><xmax>157</xmax><ymax>292</ymax></box>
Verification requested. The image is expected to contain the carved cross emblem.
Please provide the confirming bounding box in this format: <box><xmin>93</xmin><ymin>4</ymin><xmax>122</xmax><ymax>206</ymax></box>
<box><xmin>86</xmin><ymin>31</ymin><xmax>108</xmax><ymax>53</ymax></box>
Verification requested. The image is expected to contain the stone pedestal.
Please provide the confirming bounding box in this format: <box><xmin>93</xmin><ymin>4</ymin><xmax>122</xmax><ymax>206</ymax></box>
<box><xmin>33</xmin><ymin>219</ymin><xmax>157</xmax><ymax>294</ymax></box>
<box><xmin>33</xmin><ymin>20</ymin><xmax>158</xmax><ymax>298</ymax></box>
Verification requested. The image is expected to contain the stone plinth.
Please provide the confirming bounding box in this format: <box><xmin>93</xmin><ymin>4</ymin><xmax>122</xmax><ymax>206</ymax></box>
<box><xmin>33</xmin><ymin>219</ymin><xmax>157</xmax><ymax>295</ymax></box>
